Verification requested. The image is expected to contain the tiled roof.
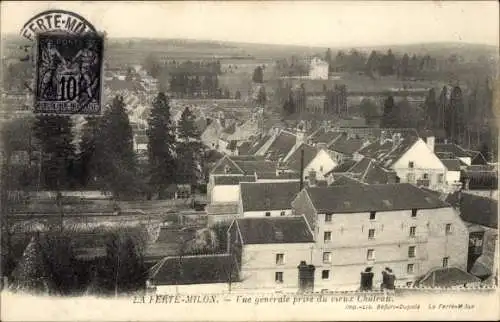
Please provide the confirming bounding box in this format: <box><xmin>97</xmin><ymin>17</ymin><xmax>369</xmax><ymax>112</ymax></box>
<box><xmin>134</xmin><ymin>134</ymin><xmax>148</xmax><ymax>145</ymax></box>
<box><xmin>414</xmin><ymin>267</ymin><xmax>481</xmax><ymax>288</ymax></box>
<box><xmin>445</xmin><ymin>192</ymin><xmax>498</xmax><ymax>229</ymax></box>
<box><xmin>285</xmin><ymin>144</ymin><xmax>318</xmax><ymax>173</ymax></box>
<box><xmin>237</xmin><ymin>141</ymin><xmax>252</xmax><ymax>155</ymax></box>
<box><xmin>149</xmin><ymin>254</ymin><xmax>239</xmax><ymax>285</ymax></box>
<box><xmin>305</xmin><ymin>183</ymin><xmax>450</xmax><ymax>213</ymax></box>
<box><xmin>347</xmin><ymin>158</ymin><xmax>371</xmax><ymax>175</ymax></box>
<box><xmin>328</xmin><ymin>135</ymin><xmax>365</xmax><ymax>155</ymax></box>
<box><xmin>435</xmin><ymin>143</ymin><xmax>476</xmax><ymax>158</ymax></box>
<box><xmin>213</xmin><ymin>175</ymin><xmax>256</xmax><ymax>185</ymax></box>
<box><xmin>206</xmin><ymin>203</ymin><xmax>239</xmax><ymax>215</ymax></box>
<box><xmin>326</xmin><ymin>159</ymin><xmax>357</xmax><ymax>174</ymax></box>
<box><xmin>240</xmin><ymin>181</ymin><xmax>301</xmax><ymax>212</ymax></box>
<box><xmin>329</xmin><ymin>175</ymin><xmax>366</xmax><ymax>186</ymax></box>
<box><xmin>256</xmin><ymin>172</ymin><xmax>300</xmax><ymax>180</ymax></box>
<box><xmin>308</xmin><ymin>129</ymin><xmax>343</xmax><ymax>145</ymax></box>
<box><xmin>440</xmin><ymin>159</ymin><xmax>461</xmax><ymax>171</ymax></box>
<box><xmin>264</xmin><ymin>131</ymin><xmax>297</xmax><ymax>161</ymax></box>
<box><xmin>236</xmin><ymin>216</ymin><xmax>314</xmax><ymax>244</ymax></box>
<box><xmin>247</xmin><ymin>135</ymin><xmax>272</xmax><ymax>155</ymax></box>
<box><xmin>334</xmin><ymin>118</ymin><xmax>368</xmax><ymax>128</ymax></box>
<box><xmin>227</xmin><ymin>140</ymin><xmax>238</xmax><ymax>151</ymax></box>
<box><xmin>358</xmin><ymin>133</ymin><xmax>419</xmax><ymax>168</ymax></box>
<box><xmin>230</xmin><ymin>155</ymin><xmax>266</xmax><ymax>161</ymax></box>
<box><xmin>234</xmin><ymin>160</ymin><xmax>277</xmax><ymax>176</ymax></box>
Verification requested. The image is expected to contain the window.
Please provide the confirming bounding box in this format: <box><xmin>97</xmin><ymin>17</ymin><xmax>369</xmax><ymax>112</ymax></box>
<box><xmin>325</xmin><ymin>213</ymin><xmax>333</xmax><ymax>222</ymax></box>
<box><xmin>322</xmin><ymin>270</ymin><xmax>330</xmax><ymax>280</ymax></box>
<box><xmin>407</xmin><ymin>264</ymin><xmax>415</xmax><ymax>274</ymax></box>
<box><xmin>324</xmin><ymin>231</ymin><xmax>332</xmax><ymax>242</ymax></box>
<box><xmin>411</xmin><ymin>209</ymin><xmax>418</xmax><ymax>218</ymax></box>
<box><xmin>442</xmin><ymin>257</ymin><xmax>449</xmax><ymax>268</ymax></box>
<box><xmin>408</xmin><ymin>161</ymin><xmax>414</xmax><ymax>168</ymax></box>
<box><xmin>423</xmin><ymin>173</ymin><xmax>429</xmax><ymax>180</ymax></box>
<box><xmin>275</xmin><ymin>272</ymin><xmax>283</xmax><ymax>283</ymax></box>
<box><xmin>224</xmin><ymin>165</ymin><xmax>231</xmax><ymax>174</ymax></box>
<box><xmin>367</xmin><ymin>249</ymin><xmax>375</xmax><ymax>261</ymax></box>
<box><xmin>276</xmin><ymin>253</ymin><xmax>285</xmax><ymax>265</ymax></box>
<box><xmin>280</xmin><ymin>211</ymin><xmax>285</xmax><ymax>216</ymax></box>
<box><xmin>368</xmin><ymin>229</ymin><xmax>375</xmax><ymax>239</ymax></box>
<box><xmin>437</xmin><ymin>174</ymin><xmax>444</xmax><ymax>183</ymax></box>
<box><xmin>323</xmin><ymin>252</ymin><xmax>332</xmax><ymax>264</ymax></box>
<box><xmin>265</xmin><ymin>212</ymin><xmax>271</xmax><ymax>217</ymax></box>
<box><xmin>445</xmin><ymin>224</ymin><xmax>452</xmax><ymax>235</ymax></box>
<box><xmin>406</xmin><ymin>173</ymin><xmax>415</xmax><ymax>183</ymax></box>
<box><xmin>408</xmin><ymin>246</ymin><xmax>416</xmax><ymax>258</ymax></box>
<box><xmin>369</xmin><ymin>211</ymin><xmax>376</xmax><ymax>220</ymax></box>
<box><xmin>320</xmin><ymin>165</ymin><xmax>324</xmax><ymax>172</ymax></box>
<box><xmin>409</xmin><ymin>226</ymin><xmax>416</xmax><ymax>237</ymax></box>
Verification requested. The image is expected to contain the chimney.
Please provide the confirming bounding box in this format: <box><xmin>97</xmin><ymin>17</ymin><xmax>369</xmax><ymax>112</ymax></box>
<box><xmin>392</xmin><ymin>133</ymin><xmax>402</xmax><ymax>148</ymax></box>
<box><xmin>308</xmin><ymin>169</ymin><xmax>317</xmax><ymax>187</ymax></box>
<box><xmin>380</xmin><ymin>130</ymin><xmax>386</xmax><ymax>145</ymax></box>
<box><xmin>296</xmin><ymin>122</ymin><xmax>306</xmax><ymax>146</ymax></box>
<box><xmin>426</xmin><ymin>135</ymin><xmax>435</xmax><ymax>152</ymax></box>
<box><xmin>299</xmin><ymin>148</ymin><xmax>305</xmax><ymax>191</ymax></box>
<box><xmin>316</xmin><ymin>142</ymin><xmax>327</xmax><ymax>150</ymax></box>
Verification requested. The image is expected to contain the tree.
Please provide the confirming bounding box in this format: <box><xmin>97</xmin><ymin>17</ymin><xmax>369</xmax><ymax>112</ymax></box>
<box><xmin>32</xmin><ymin>115</ymin><xmax>75</xmax><ymax>190</ymax></box>
<box><xmin>437</xmin><ymin>86</ymin><xmax>448</xmax><ymax>130</ymax></box>
<box><xmin>325</xmin><ymin>48</ymin><xmax>332</xmax><ymax>65</ymax></box>
<box><xmin>100</xmin><ymin>232</ymin><xmax>147</xmax><ymax>295</ymax></box>
<box><xmin>9</xmin><ymin>234</ymin><xmax>53</xmax><ymax>295</ymax></box>
<box><xmin>255</xmin><ymin>86</ymin><xmax>267</xmax><ymax>107</ymax></box>
<box><xmin>380</xmin><ymin>95</ymin><xmax>397</xmax><ymax>128</ymax></box>
<box><xmin>177</xmin><ymin>107</ymin><xmax>203</xmax><ymax>186</ymax></box>
<box><xmin>143</xmin><ymin>53</ymin><xmax>161</xmax><ymax>79</ymax></box>
<box><xmin>447</xmin><ymin>86</ymin><xmax>466</xmax><ymax>143</ymax></box>
<box><xmin>360</xmin><ymin>98</ymin><xmax>379</xmax><ymax>125</ymax></box>
<box><xmin>283</xmin><ymin>92</ymin><xmax>296</xmax><ymax>116</ymax></box>
<box><xmin>95</xmin><ymin>96</ymin><xmax>138</xmax><ymax>199</ymax></box>
<box><xmin>77</xmin><ymin>117</ymin><xmax>100</xmax><ymax>187</ymax></box>
<box><xmin>147</xmin><ymin>93</ymin><xmax>177</xmax><ymax>198</ymax></box>
<box><xmin>366</xmin><ymin>51</ymin><xmax>380</xmax><ymax>78</ymax></box>
<box><xmin>423</xmin><ymin>88</ymin><xmax>438</xmax><ymax>129</ymax></box>
<box><xmin>399</xmin><ymin>53</ymin><xmax>410</xmax><ymax>78</ymax></box>
<box><xmin>252</xmin><ymin>66</ymin><xmax>264</xmax><ymax>83</ymax></box>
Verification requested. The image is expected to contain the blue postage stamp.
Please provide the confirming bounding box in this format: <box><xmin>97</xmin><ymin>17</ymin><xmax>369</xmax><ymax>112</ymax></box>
<box><xmin>34</xmin><ymin>32</ymin><xmax>104</xmax><ymax>115</ymax></box>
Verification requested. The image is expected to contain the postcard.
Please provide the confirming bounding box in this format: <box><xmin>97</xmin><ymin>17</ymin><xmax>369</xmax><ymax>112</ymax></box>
<box><xmin>0</xmin><ymin>1</ymin><xmax>499</xmax><ymax>321</ymax></box>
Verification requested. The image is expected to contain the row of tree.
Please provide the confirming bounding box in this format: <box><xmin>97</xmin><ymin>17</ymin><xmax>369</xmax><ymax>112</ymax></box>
<box><xmin>373</xmin><ymin>79</ymin><xmax>497</xmax><ymax>159</ymax></box>
<box><xmin>1</xmin><ymin>93</ymin><xmax>206</xmax><ymax>199</ymax></box>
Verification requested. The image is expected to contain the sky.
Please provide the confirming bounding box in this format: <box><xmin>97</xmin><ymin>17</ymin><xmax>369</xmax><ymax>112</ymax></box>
<box><xmin>1</xmin><ymin>1</ymin><xmax>499</xmax><ymax>47</ymax></box>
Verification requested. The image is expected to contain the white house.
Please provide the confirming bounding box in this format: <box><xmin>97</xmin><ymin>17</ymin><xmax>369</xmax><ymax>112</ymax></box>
<box><xmin>309</xmin><ymin>57</ymin><xmax>329</xmax><ymax>80</ymax></box>
<box><xmin>357</xmin><ymin>131</ymin><xmax>447</xmax><ymax>191</ymax></box>
<box><xmin>284</xmin><ymin>144</ymin><xmax>338</xmax><ymax>183</ymax></box>
<box><xmin>440</xmin><ymin>159</ymin><xmax>462</xmax><ymax>186</ymax></box>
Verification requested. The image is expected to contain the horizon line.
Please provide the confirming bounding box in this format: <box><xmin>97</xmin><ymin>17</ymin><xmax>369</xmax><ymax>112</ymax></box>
<box><xmin>2</xmin><ymin>32</ymin><xmax>498</xmax><ymax>50</ymax></box>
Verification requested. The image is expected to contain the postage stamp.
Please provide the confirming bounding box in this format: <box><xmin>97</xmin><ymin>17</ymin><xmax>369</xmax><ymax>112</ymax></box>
<box><xmin>33</xmin><ymin>32</ymin><xmax>104</xmax><ymax>115</ymax></box>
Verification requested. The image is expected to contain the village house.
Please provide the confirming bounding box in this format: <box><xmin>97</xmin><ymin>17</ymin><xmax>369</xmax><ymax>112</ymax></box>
<box><xmin>239</xmin><ymin>181</ymin><xmax>301</xmax><ymax>217</ymax></box>
<box><xmin>282</xmin><ymin>143</ymin><xmax>337</xmax><ymax>184</ymax></box>
<box><xmin>445</xmin><ymin>191</ymin><xmax>498</xmax><ymax>285</ymax></box>
<box><xmin>291</xmin><ymin>183</ymin><xmax>469</xmax><ymax>290</ymax></box>
<box><xmin>228</xmin><ymin>216</ymin><xmax>315</xmax><ymax>291</ymax></box>
<box><xmin>356</xmin><ymin>130</ymin><xmax>447</xmax><ymax>191</ymax></box>
<box><xmin>309</xmin><ymin>57</ymin><xmax>329</xmax><ymax>80</ymax></box>
<box><xmin>434</xmin><ymin>143</ymin><xmax>488</xmax><ymax>166</ymax></box>
<box><xmin>325</xmin><ymin>157</ymin><xmax>399</xmax><ymax>186</ymax></box>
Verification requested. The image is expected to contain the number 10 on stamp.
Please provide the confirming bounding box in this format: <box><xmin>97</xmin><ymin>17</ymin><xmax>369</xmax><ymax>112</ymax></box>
<box><xmin>34</xmin><ymin>32</ymin><xmax>104</xmax><ymax>115</ymax></box>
